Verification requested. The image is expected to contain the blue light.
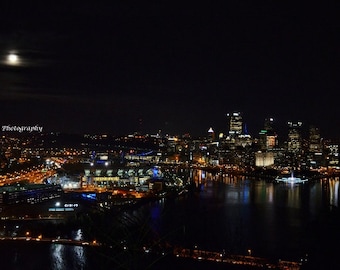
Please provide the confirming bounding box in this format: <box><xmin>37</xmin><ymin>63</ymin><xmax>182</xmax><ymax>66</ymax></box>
<box><xmin>137</xmin><ymin>150</ymin><xmax>153</xmax><ymax>156</ymax></box>
<box><xmin>81</xmin><ymin>193</ymin><xmax>96</xmax><ymax>200</ymax></box>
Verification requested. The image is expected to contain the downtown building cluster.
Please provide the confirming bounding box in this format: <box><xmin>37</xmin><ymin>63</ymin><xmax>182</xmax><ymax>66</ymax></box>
<box><xmin>198</xmin><ymin>112</ymin><xmax>339</xmax><ymax>172</ymax></box>
<box><xmin>0</xmin><ymin>112</ymin><xmax>339</xmax><ymax>176</ymax></box>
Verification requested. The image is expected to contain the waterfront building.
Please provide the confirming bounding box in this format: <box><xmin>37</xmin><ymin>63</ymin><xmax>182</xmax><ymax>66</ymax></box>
<box><xmin>0</xmin><ymin>183</ymin><xmax>62</xmax><ymax>205</ymax></box>
<box><xmin>255</xmin><ymin>151</ymin><xmax>275</xmax><ymax>167</ymax></box>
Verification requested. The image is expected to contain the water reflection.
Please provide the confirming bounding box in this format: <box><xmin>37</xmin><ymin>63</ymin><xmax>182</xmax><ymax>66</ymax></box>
<box><xmin>176</xmin><ymin>170</ymin><xmax>340</xmax><ymax>257</ymax></box>
<box><xmin>50</xmin><ymin>244</ymin><xmax>64</xmax><ymax>270</ymax></box>
<box><xmin>1</xmin><ymin>170</ymin><xmax>340</xmax><ymax>268</ymax></box>
<box><xmin>150</xmin><ymin>200</ymin><xmax>162</xmax><ymax>237</ymax></box>
<box><xmin>329</xmin><ymin>177</ymin><xmax>339</xmax><ymax>207</ymax></box>
<box><xmin>73</xmin><ymin>246</ymin><xmax>86</xmax><ymax>270</ymax></box>
<box><xmin>50</xmin><ymin>244</ymin><xmax>86</xmax><ymax>270</ymax></box>
<box><xmin>286</xmin><ymin>186</ymin><xmax>302</xmax><ymax>208</ymax></box>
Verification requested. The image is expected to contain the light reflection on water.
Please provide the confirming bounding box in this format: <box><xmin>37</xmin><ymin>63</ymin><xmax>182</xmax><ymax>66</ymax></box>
<box><xmin>50</xmin><ymin>244</ymin><xmax>86</xmax><ymax>270</ymax></box>
<box><xmin>329</xmin><ymin>178</ymin><xmax>339</xmax><ymax>207</ymax></box>
<box><xmin>186</xmin><ymin>171</ymin><xmax>340</xmax><ymax>258</ymax></box>
<box><xmin>50</xmin><ymin>244</ymin><xmax>64</xmax><ymax>270</ymax></box>
<box><xmin>1</xmin><ymin>171</ymin><xmax>340</xmax><ymax>269</ymax></box>
<box><xmin>73</xmin><ymin>245</ymin><xmax>86</xmax><ymax>269</ymax></box>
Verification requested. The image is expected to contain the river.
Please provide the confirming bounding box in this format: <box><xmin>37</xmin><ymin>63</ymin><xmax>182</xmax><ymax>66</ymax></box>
<box><xmin>0</xmin><ymin>169</ymin><xmax>339</xmax><ymax>269</ymax></box>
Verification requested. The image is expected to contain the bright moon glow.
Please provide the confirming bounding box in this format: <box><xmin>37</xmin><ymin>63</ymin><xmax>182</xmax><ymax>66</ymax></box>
<box><xmin>7</xmin><ymin>53</ymin><xmax>19</xmax><ymax>65</ymax></box>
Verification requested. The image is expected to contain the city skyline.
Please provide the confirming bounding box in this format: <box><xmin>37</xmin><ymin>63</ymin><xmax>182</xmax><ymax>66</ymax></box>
<box><xmin>0</xmin><ymin>114</ymin><xmax>332</xmax><ymax>144</ymax></box>
<box><xmin>0</xmin><ymin>2</ymin><xmax>338</xmax><ymax>138</ymax></box>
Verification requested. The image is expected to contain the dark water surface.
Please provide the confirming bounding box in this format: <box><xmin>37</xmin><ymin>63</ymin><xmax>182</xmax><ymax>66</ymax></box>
<box><xmin>1</xmin><ymin>172</ymin><xmax>339</xmax><ymax>269</ymax></box>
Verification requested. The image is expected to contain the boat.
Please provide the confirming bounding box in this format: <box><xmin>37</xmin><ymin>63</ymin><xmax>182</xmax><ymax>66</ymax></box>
<box><xmin>275</xmin><ymin>171</ymin><xmax>308</xmax><ymax>184</ymax></box>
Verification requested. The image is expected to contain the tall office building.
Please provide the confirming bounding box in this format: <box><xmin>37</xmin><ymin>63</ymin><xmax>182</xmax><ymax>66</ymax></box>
<box><xmin>258</xmin><ymin>117</ymin><xmax>277</xmax><ymax>151</ymax></box>
<box><xmin>207</xmin><ymin>127</ymin><xmax>215</xmax><ymax>142</ymax></box>
<box><xmin>325</xmin><ymin>140</ymin><xmax>339</xmax><ymax>168</ymax></box>
<box><xmin>287</xmin><ymin>121</ymin><xmax>303</xmax><ymax>152</ymax></box>
<box><xmin>307</xmin><ymin>125</ymin><xmax>323</xmax><ymax>168</ymax></box>
<box><xmin>309</xmin><ymin>125</ymin><xmax>322</xmax><ymax>152</ymax></box>
<box><xmin>226</xmin><ymin>112</ymin><xmax>243</xmax><ymax>137</ymax></box>
<box><xmin>264</xmin><ymin>117</ymin><xmax>274</xmax><ymax>132</ymax></box>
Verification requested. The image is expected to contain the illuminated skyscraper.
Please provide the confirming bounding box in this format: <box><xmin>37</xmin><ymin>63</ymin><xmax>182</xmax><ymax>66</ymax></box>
<box><xmin>287</xmin><ymin>121</ymin><xmax>303</xmax><ymax>152</ymax></box>
<box><xmin>325</xmin><ymin>140</ymin><xmax>339</xmax><ymax>168</ymax></box>
<box><xmin>259</xmin><ymin>117</ymin><xmax>277</xmax><ymax>151</ymax></box>
<box><xmin>309</xmin><ymin>125</ymin><xmax>321</xmax><ymax>152</ymax></box>
<box><xmin>226</xmin><ymin>112</ymin><xmax>243</xmax><ymax>137</ymax></box>
<box><xmin>207</xmin><ymin>127</ymin><xmax>215</xmax><ymax>142</ymax></box>
<box><xmin>307</xmin><ymin>125</ymin><xmax>323</xmax><ymax>168</ymax></box>
<box><xmin>264</xmin><ymin>117</ymin><xmax>274</xmax><ymax>132</ymax></box>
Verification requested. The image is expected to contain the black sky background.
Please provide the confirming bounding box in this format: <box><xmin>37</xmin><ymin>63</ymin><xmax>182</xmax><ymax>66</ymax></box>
<box><xmin>0</xmin><ymin>1</ymin><xmax>339</xmax><ymax>139</ymax></box>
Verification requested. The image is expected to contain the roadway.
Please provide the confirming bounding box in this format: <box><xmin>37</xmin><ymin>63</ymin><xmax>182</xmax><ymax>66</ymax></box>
<box><xmin>0</xmin><ymin>165</ymin><xmax>56</xmax><ymax>186</ymax></box>
<box><xmin>173</xmin><ymin>247</ymin><xmax>302</xmax><ymax>270</ymax></box>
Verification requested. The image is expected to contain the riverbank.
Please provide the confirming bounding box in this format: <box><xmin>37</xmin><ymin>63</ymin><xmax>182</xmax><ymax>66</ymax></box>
<box><xmin>0</xmin><ymin>236</ymin><xmax>303</xmax><ymax>269</ymax></box>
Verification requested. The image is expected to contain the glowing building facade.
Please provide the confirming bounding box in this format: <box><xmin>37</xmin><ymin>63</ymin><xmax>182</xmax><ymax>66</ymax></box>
<box><xmin>287</xmin><ymin>121</ymin><xmax>303</xmax><ymax>153</ymax></box>
<box><xmin>258</xmin><ymin>118</ymin><xmax>278</xmax><ymax>151</ymax></box>
<box><xmin>255</xmin><ymin>151</ymin><xmax>274</xmax><ymax>167</ymax></box>
<box><xmin>309</xmin><ymin>125</ymin><xmax>322</xmax><ymax>152</ymax></box>
<box><xmin>227</xmin><ymin>112</ymin><xmax>243</xmax><ymax>137</ymax></box>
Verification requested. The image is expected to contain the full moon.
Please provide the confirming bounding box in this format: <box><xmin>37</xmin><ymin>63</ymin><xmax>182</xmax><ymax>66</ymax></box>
<box><xmin>7</xmin><ymin>53</ymin><xmax>19</xmax><ymax>65</ymax></box>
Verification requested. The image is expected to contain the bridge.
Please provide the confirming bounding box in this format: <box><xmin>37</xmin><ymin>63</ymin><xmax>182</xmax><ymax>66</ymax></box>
<box><xmin>173</xmin><ymin>246</ymin><xmax>303</xmax><ymax>269</ymax></box>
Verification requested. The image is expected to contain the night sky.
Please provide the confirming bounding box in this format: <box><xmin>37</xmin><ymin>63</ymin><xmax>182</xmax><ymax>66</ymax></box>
<box><xmin>0</xmin><ymin>2</ymin><xmax>339</xmax><ymax>139</ymax></box>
